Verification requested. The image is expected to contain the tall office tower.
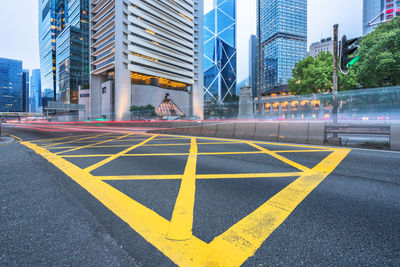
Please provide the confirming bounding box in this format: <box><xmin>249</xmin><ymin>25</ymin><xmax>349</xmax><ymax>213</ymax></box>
<box><xmin>38</xmin><ymin>0</ymin><xmax>57</xmax><ymax>105</ymax></box>
<box><xmin>56</xmin><ymin>0</ymin><xmax>90</xmax><ymax>104</ymax></box>
<box><xmin>203</xmin><ymin>0</ymin><xmax>237</xmax><ymax>103</ymax></box>
<box><xmin>363</xmin><ymin>0</ymin><xmax>399</xmax><ymax>35</ymax></box>
<box><xmin>363</xmin><ymin>0</ymin><xmax>385</xmax><ymax>35</ymax></box>
<box><xmin>39</xmin><ymin>0</ymin><xmax>90</xmax><ymax>105</ymax></box>
<box><xmin>248</xmin><ymin>35</ymin><xmax>258</xmax><ymax>98</ymax></box>
<box><xmin>22</xmin><ymin>69</ymin><xmax>30</xmax><ymax>112</ymax></box>
<box><xmin>0</xmin><ymin>58</ymin><xmax>23</xmax><ymax>112</ymax></box>
<box><xmin>257</xmin><ymin>0</ymin><xmax>307</xmax><ymax>93</ymax></box>
<box><xmin>89</xmin><ymin>0</ymin><xmax>204</xmax><ymax>120</ymax></box>
<box><xmin>30</xmin><ymin>69</ymin><xmax>42</xmax><ymax>113</ymax></box>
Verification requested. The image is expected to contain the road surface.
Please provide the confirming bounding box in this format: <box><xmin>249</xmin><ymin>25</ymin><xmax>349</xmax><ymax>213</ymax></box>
<box><xmin>1</xmin><ymin>123</ymin><xmax>400</xmax><ymax>265</ymax></box>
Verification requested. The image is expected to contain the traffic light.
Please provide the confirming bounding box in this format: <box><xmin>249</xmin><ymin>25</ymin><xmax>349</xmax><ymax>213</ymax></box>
<box><xmin>339</xmin><ymin>35</ymin><xmax>360</xmax><ymax>74</ymax></box>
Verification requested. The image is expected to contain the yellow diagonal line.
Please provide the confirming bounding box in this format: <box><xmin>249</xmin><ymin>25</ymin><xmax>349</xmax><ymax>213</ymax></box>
<box><xmin>29</xmin><ymin>134</ymin><xmax>92</xmax><ymax>143</ymax></box>
<box><xmin>204</xmin><ymin>148</ymin><xmax>351</xmax><ymax>266</ymax></box>
<box><xmin>56</xmin><ymin>133</ymin><xmax>134</xmax><ymax>155</ymax></box>
<box><xmin>124</xmin><ymin>153</ymin><xmax>190</xmax><ymax>156</ymax></box>
<box><xmin>42</xmin><ymin>133</ymin><xmax>112</xmax><ymax>148</ymax></box>
<box><xmin>167</xmin><ymin>137</ymin><xmax>198</xmax><ymax>241</ymax></box>
<box><xmin>62</xmin><ymin>154</ymin><xmax>113</xmax><ymax>158</ymax></box>
<box><xmin>21</xmin><ymin>140</ymin><xmax>211</xmax><ymax>267</ymax></box>
<box><xmin>248</xmin><ymin>142</ymin><xmax>311</xmax><ymax>172</ymax></box>
<box><xmin>84</xmin><ymin>135</ymin><xmax>158</xmax><ymax>173</ymax></box>
<box><xmin>197</xmin><ymin>151</ymin><xmax>264</xmax><ymax>155</ymax></box>
<box><xmin>196</xmin><ymin>172</ymin><xmax>303</xmax><ymax>179</ymax></box>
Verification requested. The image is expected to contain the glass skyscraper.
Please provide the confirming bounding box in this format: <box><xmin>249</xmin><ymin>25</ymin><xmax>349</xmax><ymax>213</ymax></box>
<box><xmin>0</xmin><ymin>58</ymin><xmax>23</xmax><ymax>112</ymax></box>
<box><xmin>39</xmin><ymin>0</ymin><xmax>89</xmax><ymax>105</ymax></box>
<box><xmin>39</xmin><ymin>0</ymin><xmax>57</xmax><ymax>104</ymax></box>
<box><xmin>363</xmin><ymin>0</ymin><xmax>385</xmax><ymax>35</ymax></box>
<box><xmin>257</xmin><ymin>0</ymin><xmax>307</xmax><ymax>93</ymax></box>
<box><xmin>203</xmin><ymin>0</ymin><xmax>237</xmax><ymax>103</ymax></box>
<box><xmin>22</xmin><ymin>69</ymin><xmax>30</xmax><ymax>112</ymax></box>
<box><xmin>56</xmin><ymin>0</ymin><xmax>89</xmax><ymax>104</ymax></box>
<box><xmin>30</xmin><ymin>69</ymin><xmax>42</xmax><ymax>113</ymax></box>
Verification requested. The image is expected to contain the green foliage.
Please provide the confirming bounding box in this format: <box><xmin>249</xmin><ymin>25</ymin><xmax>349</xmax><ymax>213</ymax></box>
<box><xmin>355</xmin><ymin>17</ymin><xmax>400</xmax><ymax>88</ymax></box>
<box><xmin>129</xmin><ymin>104</ymin><xmax>156</xmax><ymax>116</ymax></box>
<box><xmin>288</xmin><ymin>52</ymin><xmax>358</xmax><ymax>95</ymax></box>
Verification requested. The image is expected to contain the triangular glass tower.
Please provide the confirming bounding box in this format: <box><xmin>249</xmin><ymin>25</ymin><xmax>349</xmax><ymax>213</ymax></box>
<box><xmin>203</xmin><ymin>0</ymin><xmax>237</xmax><ymax>103</ymax></box>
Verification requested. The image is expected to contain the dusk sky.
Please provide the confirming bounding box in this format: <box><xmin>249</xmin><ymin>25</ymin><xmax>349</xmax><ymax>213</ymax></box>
<box><xmin>0</xmin><ymin>0</ymin><xmax>362</xmax><ymax>82</ymax></box>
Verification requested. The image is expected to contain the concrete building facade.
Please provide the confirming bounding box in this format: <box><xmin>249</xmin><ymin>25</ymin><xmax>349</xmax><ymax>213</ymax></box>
<box><xmin>88</xmin><ymin>0</ymin><xmax>204</xmax><ymax>120</ymax></box>
<box><xmin>248</xmin><ymin>34</ymin><xmax>258</xmax><ymax>98</ymax></box>
<box><xmin>307</xmin><ymin>37</ymin><xmax>333</xmax><ymax>58</ymax></box>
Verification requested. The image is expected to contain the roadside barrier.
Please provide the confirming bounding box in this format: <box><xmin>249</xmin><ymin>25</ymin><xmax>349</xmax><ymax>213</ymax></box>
<box><xmin>215</xmin><ymin>122</ymin><xmax>236</xmax><ymax>138</ymax></box>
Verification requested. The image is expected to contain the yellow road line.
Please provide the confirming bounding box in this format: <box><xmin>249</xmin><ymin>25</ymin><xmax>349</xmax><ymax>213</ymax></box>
<box><xmin>3</xmin><ymin>132</ymin><xmax>22</xmax><ymax>141</ymax></box>
<box><xmin>21</xmin><ymin>135</ymin><xmax>351</xmax><ymax>266</ymax></box>
<box><xmin>167</xmin><ymin>137</ymin><xmax>198</xmax><ymax>241</ymax></box>
<box><xmin>56</xmin><ymin>133</ymin><xmax>134</xmax><ymax>155</ymax></box>
<box><xmin>196</xmin><ymin>172</ymin><xmax>303</xmax><ymax>179</ymax></box>
<box><xmin>197</xmin><ymin>151</ymin><xmax>264</xmax><ymax>156</ymax></box>
<box><xmin>141</xmin><ymin>143</ymin><xmax>191</xmax><ymax>146</ymax></box>
<box><xmin>62</xmin><ymin>154</ymin><xmax>113</xmax><ymax>158</ymax></box>
<box><xmin>84</xmin><ymin>135</ymin><xmax>158</xmax><ymax>173</ymax></box>
<box><xmin>159</xmin><ymin>133</ymin><xmax>333</xmax><ymax>151</ymax></box>
<box><xmin>125</xmin><ymin>153</ymin><xmax>190</xmax><ymax>156</ymax></box>
<box><xmin>248</xmin><ymin>142</ymin><xmax>311</xmax><ymax>172</ymax></box>
<box><xmin>142</xmin><ymin>141</ymin><xmax>242</xmax><ymax>147</ymax></box>
<box><xmin>42</xmin><ymin>133</ymin><xmax>112</xmax><ymax>148</ymax></box>
<box><xmin>21</xmin><ymin>140</ymin><xmax>211</xmax><ymax>267</ymax></box>
<box><xmin>30</xmin><ymin>134</ymin><xmax>93</xmax><ymax>143</ymax></box>
<box><xmin>273</xmin><ymin>149</ymin><xmax>331</xmax><ymax>153</ymax></box>
<box><xmin>97</xmin><ymin>175</ymin><xmax>182</xmax><ymax>180</ymax></box>
<box><xmin>205</xmin><ymin>148</ymin><xmax>351</xmax><ymax>266</ymax></box>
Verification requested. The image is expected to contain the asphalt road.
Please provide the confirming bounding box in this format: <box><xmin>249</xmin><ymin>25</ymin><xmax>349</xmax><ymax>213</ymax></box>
<box><xmin>1</xmin><ymin>123</ymin><xmax>400</xmax><ymax>266</ymax></box>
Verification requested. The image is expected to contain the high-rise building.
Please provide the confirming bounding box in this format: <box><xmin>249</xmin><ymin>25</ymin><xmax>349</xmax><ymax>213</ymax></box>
<box><xmin>203</xmin><ymin>0</ymin><xmax>237</xmax><ymax>103</ymax></box>
<box><xmin>88</xmin><ymin>0</ymin><xmax>204</xmax><ymax>120</ymax></box>
<box><xmin>56</xmin><ymin>0</ymin><xmax>90</xmax><ymax>104</ymax></box>
<box><xmin>39</xmin><ymin>0</ymin><xmax>90</xmax><ymax>106</ymax></box>
<box><xmin>248</xmin><ymin>35</ymin><xmax>258</xmax><ymax>98</ymax></box>
<box><xmin>257</xmin><ymin>0</ymin><xmax>307</xmax><ymax>93</ymax></box>
<box><xmin>22</xmin><ymin>69</ymin><xmax>30</xmax><ymax>112</ymax></box>
<box><xmin>0</xmin><ymin>58</ymin><xmax>23</xmax><ymax>112</ymax></box>
<box><xmin>38</xmin><ymin>0</ymin><xmax>57</xmax><ymax>104</ymax></box>
<box><xmin>308</xmin><ymin>37</ymin><xmax>333</xmax><ymax>58</ymax></box>
<box><xmin>363</xmin><ymin>0</ymin><xmax>399</xmax><ymax>35</ymax></box>
<box><xmin>30</xmin><ymin>69</ymin><xmax>42</xmax><ymax>113</ymax></box>
<box><xmin>363</xmin><ymin>0</ymin><xmax>385</xmax><ymax>35</ymax></box>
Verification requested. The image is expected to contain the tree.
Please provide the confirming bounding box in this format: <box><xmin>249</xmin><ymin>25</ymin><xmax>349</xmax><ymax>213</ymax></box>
<box><xmin>288</xmin><ymin>52</ymin><xmax>358</xmax><ymax>95</ymax></box>
<box><xmin>129</xmin><ymin>104</ymin><xmax>156</xmax><ymax>116</ymax></box>
<box><xmin>355</xmin><ymin>17</ymin><xmax>400</xmax><ymax>88</ymax></box>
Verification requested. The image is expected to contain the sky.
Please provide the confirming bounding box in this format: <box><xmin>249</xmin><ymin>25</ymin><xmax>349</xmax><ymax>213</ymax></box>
<box><xmin>0</xmin><ymin>0</ymin><xmax>362</xmax><ymax>81</ymax></box>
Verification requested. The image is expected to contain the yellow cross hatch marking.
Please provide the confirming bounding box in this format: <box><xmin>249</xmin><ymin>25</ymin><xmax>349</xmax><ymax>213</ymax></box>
<box><xmin>21</xmin><ymin>132</ymin><xmax>351</xmax><ymax>266</ymax></box>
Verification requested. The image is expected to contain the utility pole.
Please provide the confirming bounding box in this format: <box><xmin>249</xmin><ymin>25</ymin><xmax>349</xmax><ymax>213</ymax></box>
<box><xmin>257</xmin><ymin>0</ymin><xmax>262</xmax><ymax>117</ymax></box>
<box><xmin>332</xmin><ymin>24</ymin><xmax>339</xmax><ymax>137</ymax></box>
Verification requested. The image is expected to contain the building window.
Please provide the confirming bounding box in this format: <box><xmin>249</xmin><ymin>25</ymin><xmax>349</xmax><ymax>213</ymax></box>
<box><xmin>102</xmin><ymin>87</ymin><xmax>106</xmax><ymax>94</ymax></box>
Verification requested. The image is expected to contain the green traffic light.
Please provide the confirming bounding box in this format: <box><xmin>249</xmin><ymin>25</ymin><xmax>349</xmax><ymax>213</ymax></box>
<box><xmin>346</xmin><ymin>55</ymin><xmax>360</xmax><ymax>68</ymax></box>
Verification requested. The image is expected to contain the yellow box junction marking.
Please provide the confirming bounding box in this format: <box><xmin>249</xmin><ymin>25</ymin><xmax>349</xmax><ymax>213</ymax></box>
<box><xmin>21</xmin><ymin>132</ymin><xmax>350</xmax><ymax>266</ymax></box>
